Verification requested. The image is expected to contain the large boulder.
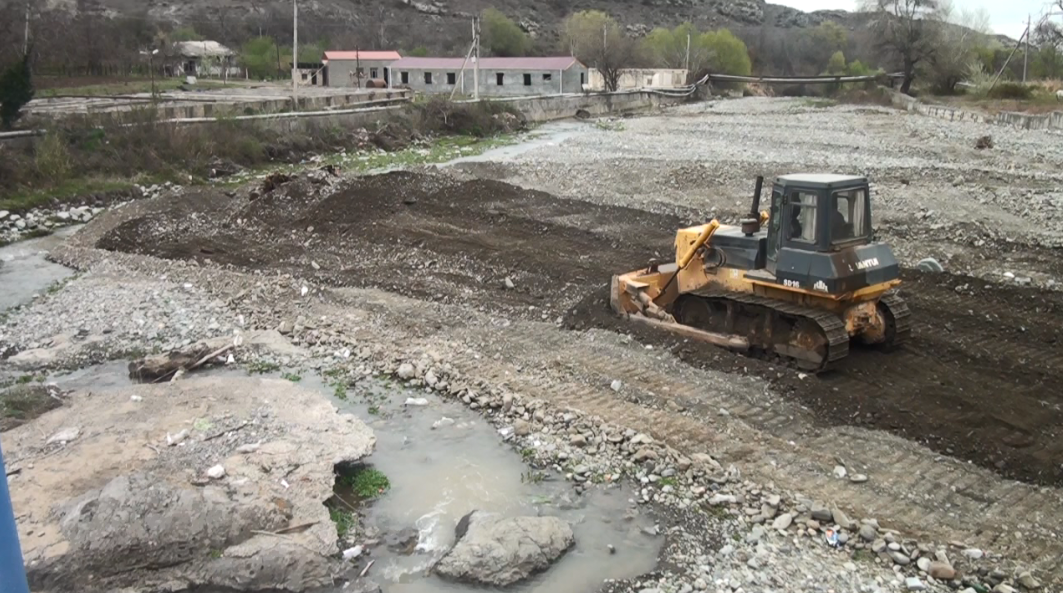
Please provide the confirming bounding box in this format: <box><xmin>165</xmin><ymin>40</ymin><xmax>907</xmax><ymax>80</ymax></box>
<box><xmin>434</xmin><ymin>511</ymin><xmax>575</xmax><ymax>586</ymax></box>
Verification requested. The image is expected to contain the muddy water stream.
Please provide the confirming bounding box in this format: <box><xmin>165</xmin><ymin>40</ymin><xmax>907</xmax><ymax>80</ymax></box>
<box><xmin>48</xmin><ymin>363</ymin><xmax>662</xmax><ymax>593</ymax></box>
<box><xmin>309</xmin><ymin>378</ymin><xmax>662</xmax><ymax>593</ymax></box>
<box><xmin>0</xmin><ymin>225</ymin><xmax>81</xmax><ymax>311</ymax></box>
<box><xmin>438</xmin><ymin>121</ymin><xmax>584</xmax><ymax>167</ymax></box>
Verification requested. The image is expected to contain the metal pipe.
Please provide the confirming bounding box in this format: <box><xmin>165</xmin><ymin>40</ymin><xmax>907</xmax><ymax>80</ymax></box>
<box><xmin>0</xmin><ymin>439</ymin><xmax>30</xmax><ymax>593</ymax></box>
<box><xmin>750</xmin><ymin>175</ymin><xmax>764</xmax><ymax>218</ymax></box>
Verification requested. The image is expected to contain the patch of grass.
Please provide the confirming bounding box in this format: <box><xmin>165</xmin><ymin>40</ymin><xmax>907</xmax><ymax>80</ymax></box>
<box><xmin>802</xmin><ymin>98</ymin><xmax>837</xmax><ymax>109</ymax></box>
<box><xmin>329</xmin><ymin>507</ymin><xmax>356</xmax><ymax>538</ymax></box>
<box><xmin>246</xmin><ymin>360</ymin><xmax>280</xmax><ymax>375</ymax></box>
<box><xmin>703</xmin><ymin>503</ymin><xmax>731</xmax><ymax>520</ymax></box>
<box><xmin>332</xmin><ymin>382</ymin><xmax>348</xmax><ymax>401</ymax></box>
<box><xmin>520</xmin><ymin>447</ymin><xmax>536</xmax><ymax>461</ymax></box>
<box><xmin>367</xmin><ymin>405</ymin><xmax>380</xmax><ymax>416</ymax></box>
<box><xmin>0</xmin><ymin>178</ymin><xmax>135</xmax><ymax>213</ymax></box>
<box><xmin>281</xmin><ymin>372</ymin><xmax>302</xmax><ymax>382</ymax></box>
<box><xmin>520</xmin><ymin>470</ymin><xmax>547</xmax><ymax>484</ymax></box>
<box><xmin>852</xmin><ymin>548</ymin><xmax>873</xmax><ymax>563</ymax></box>
<box><xmin>0</xmin><ymin>384</ymin><xmax>63</xmax><ymax>431</ymax></box>
<box><xmin>340</xmin><ymin>467</ymin><xmax>391</xmax><ymax>499</ymax></box>
<box><xmin>659</xmin><ymin>477</ymin><xmax>678</xmax><ymax>488</ymax></box>
<box><xmin>209</xmin><ymin>549</ymin><xmax>223</xmax><ymax>559</ymax></box>
<box><xmin>593</xmin><ymin>119</ymin><xmax>625</xmax><ymax>131</ymax></box>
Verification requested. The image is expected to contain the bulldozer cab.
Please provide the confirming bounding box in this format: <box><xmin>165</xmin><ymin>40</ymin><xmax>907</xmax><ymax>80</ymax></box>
<box><xmin>766</xmin><ymin>174</ymin><xmax>872</xmax><ymax>274</ymax></box>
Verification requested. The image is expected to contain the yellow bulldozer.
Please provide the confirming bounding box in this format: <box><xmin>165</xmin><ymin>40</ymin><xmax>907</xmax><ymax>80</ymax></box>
<box><xmin>610</xmin><ymin>174</ymin><xmax>909</xmax><ymax>372</ymax></box>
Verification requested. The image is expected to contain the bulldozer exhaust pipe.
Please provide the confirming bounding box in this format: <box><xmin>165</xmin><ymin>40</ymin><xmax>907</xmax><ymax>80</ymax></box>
<box><xmin>750</xmin><ymin>175</ymin><xmax>764</xmax><ymax>218</ymax></box>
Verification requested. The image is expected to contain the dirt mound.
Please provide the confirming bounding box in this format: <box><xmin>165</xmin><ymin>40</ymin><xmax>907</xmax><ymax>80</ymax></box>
<box><xmin>97</xmin><ymin>171</ymin><xmax>1063</xmax><ymax>486</ymax></box>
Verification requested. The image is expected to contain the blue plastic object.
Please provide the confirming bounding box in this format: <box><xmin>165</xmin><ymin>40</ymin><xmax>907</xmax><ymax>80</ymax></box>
<box><xmin>0</xmin><ymin>438</ymin><xmax>30</xmax><ymax>593</ymax></box>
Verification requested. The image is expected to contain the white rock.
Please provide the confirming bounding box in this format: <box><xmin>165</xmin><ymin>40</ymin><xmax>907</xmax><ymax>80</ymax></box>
<box><xmin>906</xmin><ymin>577</ymin><xmax>926</xmax><ymax>591</ymax></box>
<box><xmin>0</xmin><ymin>210</ymin><xmax>9</xmax><ymax>220</ymax></box>
<box><xmin>708</xmin><ymin>493</ymin><xmax>736</xmax><ymax>505</ymax></box>
<box><xmin>404</xmin><ymin>397</ymin><xmax>429</xmax><ymax>407</ymax></box>
<box><xmin>206</xmin><ymin>465</ymin><xmax>226</xmax><ymax>479</ymax></box>
<box><xmin>397</xmin><ymin>363</ymin><xmax>416</xmax><ymax>380</ymax></box>
<box><xmin>167</xmin><ymin>429</ymin><xmax>190</xmax><ymax>446</ymax></box>
<box><xmin>772</xmin><ymin>513</ymin><xmax>793</xmax><ymax>531</ymax></box>
<box><xmin>46</xmin><ymin>427</ymin><xmax>80</xmax><ymax>445</ymax></box>
<box><xmin>311</xmin><ymin>261</ymin><xmax>321</xmax><ymax>270</ymax></box>
<box><xmin>849</xmin><ymin>473</ymin><xmax>869</xmax><ymax>483</ymax></box>
<box><xmin>432</xmin><ymin>417</ymin><xmax>456</xmax><ymax>429</ymax></box>
<box><xmin>504</xmin><ymin>277</ymin><xmax>515</xmax><ymax>289</ymax></box>
<box><xmin>962</xmin><ymin>548</ymin><xmax>984</xmax><ymax>560</ymax></box>
<box><xmin>425</xmin><ymin>370</ymin><xmax>439</xmax><ymax>386</ymax></box>
<box><xmin>300</xmin><ymin>285</ymin><xmax>309</xmax><ymax>296</ymax></box>
<box><xmin>130</xmin><ymin>395</ymin><xmax>143</xmax><ymax>402</ymax></box>
<box><xmin>610</xmin><ymin>379</ymin><xmax>622</xmax><ymax>392</ymax></box>
<box><xmin>916</xmin><ymin>557</ymin><xmax>931</xmax><ymax>572</ymax></box>
<box><xmin>342</xmin><ymin>545</ymin><xmax>363</xmax><ymax>560</ymax></box>
<box><xmin>833</xmin><ymin>465</ymin><xmax>847</xmax><ymax>478</ymax></box>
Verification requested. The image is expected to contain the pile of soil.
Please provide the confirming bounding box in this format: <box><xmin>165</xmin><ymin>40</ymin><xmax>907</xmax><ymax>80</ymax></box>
<box><xmin>97</xmin><ymin>171</ymin><xmax>1063</xmax><ymax>486</ymax></box>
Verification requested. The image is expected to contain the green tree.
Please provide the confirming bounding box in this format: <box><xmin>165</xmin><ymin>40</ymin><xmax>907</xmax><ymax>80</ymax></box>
<box><xmin>1032</xmin><ymin>45</ymin><xmax>1063</xmax><ymax>79</ymax></box>
<box><xmin>170</xmin><ymin>26</ymin><xmax>204</xmax><ymax>42</ymax></box>
<box><xmin>482</xmin><ymin>8</ymin><xmax>531</xmax><ymax>57</ymax></box>
<box><xmin>642</xmin><ymin>22</ymin><xmax>715</xmax><ymax>74</ymax></box>
<box><xmin>242</xmin><ymin>36</ymin><xmax>280</xmax><ymax>79</ymax></box>
<box><xmin>703</xmin><ymin>29</ymin><xmax>752</xmax><ymax>76</ymax></box>
<box><xmin>812</xmin><ymin>21</ymin><xmax>848</xmax><ymax>53</ymax></box>
<box><xmin>408</xmin><ymin>46</ymin><xmax>429</xmax><ymax>57</ymax></box>
<box><xmin>0</xmin><ymin>52</ymin><xmax>34</xmax><ymax>130</ymax></box>
<box><xmin>561</xmin><ymin>10</ymin><xmax>638</xmax><ymax>92</ymax></box>
<box><xmin>825</xmin><ymin>50</ymin><xmax>847</xmax><ymax>75</ymax></box>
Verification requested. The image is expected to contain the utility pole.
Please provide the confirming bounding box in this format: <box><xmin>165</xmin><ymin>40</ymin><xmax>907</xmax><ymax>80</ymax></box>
<box><xmin>685</xmin><ymin>33</ymin><xmax>691</xmax><ymax>72</ymax></box>
<box><xmin>1</xmin><ymin>440</ymin><xmax>30</xmax><ymax>593</ymax></box>
<box><xmin>355</xmin><ymin>46</ymin><xmax>361</xmax><ymax>89</ymax></box>
<box><xmin>1023</xmin><ymin>13</ymin><xmax>1030</xmax><ymax>82</ymax></box>
<box><xmin>23</xmin><ymin>0</ymin><xmax>30</xmax><ymax>55</ymax></box>
<box><xmin>473</xmin><ymin>17</ymin><xmax>480</xmax><ymax>100</ymax></box>
<box><xmin>292</xmin><ymin>0</ymin><xmax>298</xmax><ymax>105</ymax></box>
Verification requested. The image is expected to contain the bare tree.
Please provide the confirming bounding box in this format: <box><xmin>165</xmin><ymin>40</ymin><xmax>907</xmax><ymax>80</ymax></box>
<box><xmin>926</xmin><ymin>0</ymin><xmax>989</xmax><ymax>93</ymax></box>
<box><xmin>860</xmin><ymin>0</ymin><xmax>942</xmax><ymax>94</ymax></box>
<box><xmin>561</xmin><ymin>10</ymin><xmax>638</xmax><ymax>92</ymax></box>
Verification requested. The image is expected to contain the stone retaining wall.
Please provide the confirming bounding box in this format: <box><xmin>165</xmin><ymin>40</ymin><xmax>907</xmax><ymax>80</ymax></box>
<box><xmin>890</xmin><ymin>91</ymin><xmax>1063</xmax><ymax>132</ymax></box>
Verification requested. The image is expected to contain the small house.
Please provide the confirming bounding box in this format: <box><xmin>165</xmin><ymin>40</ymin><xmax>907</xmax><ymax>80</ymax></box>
<box><xmin>323</xmin><ymin>51</ymin><xmax>402</xmax><ymax>87</ymax></box>
<box><xmin>170</xmin><ymin>41</ymin><xmax>239</xmax><ymax>78</ymax></box>
<box><xmin>387</xmin><ymin>56</ymin><xmax>587</xmax><ymax>97</ymax></box>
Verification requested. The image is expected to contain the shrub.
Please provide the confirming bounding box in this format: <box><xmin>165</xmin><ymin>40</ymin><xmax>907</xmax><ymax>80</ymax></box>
<box><xmin>987</xmin><ymin>82</ymin><xmax>1033</xmax><ymax>100</ymax></box>
<box><xmin>35</xmin><ymin>130</ymin><xmax>72</xmax><ymax>179</ymax></box>
<box><xmin>0</xmin><ymin>52</ymin><xmax>34</xmax><ymax>129</ymax></box>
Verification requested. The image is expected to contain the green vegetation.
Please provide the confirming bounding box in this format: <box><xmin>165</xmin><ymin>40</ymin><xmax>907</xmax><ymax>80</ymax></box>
<box><xmin>367</xmin><ymin>405</ymin><xmax>380</xmax><ymax>415</ymax></box>
<box><xmin>407</xmin><ymin>47</ymin><xmax>429</xmax><ymax>57</ymax></box>
<box><xmin>246</xmin><ymin>360</ymin><xmax>281</xmax><ymax>375</ymax></box>
<box><xmin>35</xmin><ymin>78</ymin><xmax>228</xmax><ymax>98</ymax></box>
<box><xmin>659</xmin><ymin>477</ymin><xmax>678</xmax><ymax>488</ymax></box>
<box><xmin>520</xmin><ymin>447</ymin><xmax>536</xmax><ymax>461</ymax></box>
<box><xmin>332</xmin><ymin>382</ymin><xmax>349</xmax><ymax>401</ymax></box>
<box><xmin>702</xmin><ymin>29</ymin><xmax>752</xmax><ymax>77</ymax></box>
<box><xmin>329</xmin><ymin>507</ymin><xmax>357</xmax><ymax>538</ymax></box>
<box><xmin>209</xmin><ymin>548</ymin><xmax>223</xmax><ymax>559</ymax></box>
<box><xmin>482</xmin><ymin>8</ymin><xmax>531</xmax><ymax>57</ymax></box>
<box><xmin>520</xmin><ymin>470</ymin><xmax>547</xmax><ymax>484</ymax></box>
<box><xmin>987</xmin><ymin>82</ymin><xmax>1034</xmax><ymax>100</ymax></box>
<box><xmin>641</xmin><ymin>23</ymin><xmax>752</xmax><ymax>78</ymax></box>
<box><xmin>339</xmin><ymin>467</ymin><xmax>391</xmax><ymax>499</ymax></box>
<box><xmin>281</xmin><ymin>372</ymin><xmax>302</xmax><ymax>382</ymax></box>
<box><xmin>0</xmin><ymin>52</ymin><xmax>34</xmax><ymax>130</ymax></box>
<box><xmin>1</xmin><ymin>384</ymin><xmax>62</xmax><ymax>431</ymax></box>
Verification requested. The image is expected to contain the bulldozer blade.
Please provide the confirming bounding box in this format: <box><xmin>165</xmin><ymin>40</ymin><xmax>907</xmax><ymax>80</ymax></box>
<box><xmin>620</xmin><ymin>313</ymin><xmax>750</xmax><ymax>351</ymax></box>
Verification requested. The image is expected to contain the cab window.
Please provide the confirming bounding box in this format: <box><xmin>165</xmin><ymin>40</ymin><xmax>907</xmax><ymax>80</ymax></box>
<box><xmin>788</xmin><ymin>191</ymin><xmax>817</xmax><ymax>243</ymax></box>
<box><xmin>831</xmin><ymin>188</ymin><xmax>869</xmax><ymax>243</ymax></box>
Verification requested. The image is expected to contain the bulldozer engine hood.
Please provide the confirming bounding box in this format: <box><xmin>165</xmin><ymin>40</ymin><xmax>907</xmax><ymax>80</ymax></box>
<box><xmin>772</xmin><ymin>242</ymin><xmax>899</xmax><ymax>294</ymax></box>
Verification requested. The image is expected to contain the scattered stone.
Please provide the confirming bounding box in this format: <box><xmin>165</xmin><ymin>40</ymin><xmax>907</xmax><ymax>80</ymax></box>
<box><xmin>830</xmin><ymin>505</ymin><xmax>852</xmax><ymax>530</ymax></box>
<box><xmin>46</xmin><ymin>427</ymin><xmax>81</xmax><ymax>445</ymax></box>
<box><xmin>859</xmin><ymin>523</ymin><xmax>877</xmax><ymax>542</ymax></box>
<box><xmin>632</xmin><ymin>447</ymin><xmax>658</xmax><ymax>462</ymax></box>
<box><xmin>905</xmin><ymin>576</ymin><xmax>927</xmax><ymax>591</ymax></box>
<box><xmin>570</xmin><ymin>434</ymin><xmax>588</xmax><ymax>447</ymax></box>
<box><xmin>962</xmin><ymin>548</ymin><xmax>984</xmax><ymax>560</ymax></box>
<box><xmin>928</xmin><ymin>561</ymin><xmax>956</xmax><ymax>581</ymax></box>
<box><xmin>167</xmin><ymin>429</ymin><xmax>190</xmax><ymax>446</ymax></box>
<box><xmin>917</xmin><ymin>557</ymin><xmax>931</xmax><ymax>572</ymax></box>
<box><xmin>236</xmin><ymin>443</ymin><xmax>260</xmax><ymax>454</ymax></box>
<box><xmin>771</xmin><ymin>513</ymin><xmax>793</xmax><ymax>531</ymax></box>
<box><xmin>397</xmin><ymin>363</ymin><xmax>416</xmax><ymax>380</ymax></box>
<box><xmin>992</xmin><ymin>585</ymin><xmax>1016</xmax><ymax>593</ymax></box>
<box><xmin>206</xmin><ymin>465</ymin><xmax>226</xmax><ymax>479</ymax></box>
<box><xmin>849</xmin><ymin>473</ymin><xmax>869</xmax><ymax>483</ymax></box>
<box><xmin>433</xmin><ymin>417</ymin><xmax>456</xmax><ymax>429</ymax></box>
<box><xmin>832</xmin><ymin>465</ymin><xmax>847</xmax><ymax>478</ymax></box>
<box><xmin>404</xmin><ymin>397</ymin><xmax>429</xmax><ymax>406</ymax></box>
<box><xmin>503</xmin><ymin>277</ymin><xmax>515</xmax><ymax>289</ymax></box>
<box><xmin>610</xmin><ymin>379</ymin><xmax>622</xmax><ymax>392</ymax></box>
<box><xmin>708</xmin><ymin>493</ymin><xmax>736</xmax><ymax>505</ymax></box>
<box><xmin>975</xmin><ymin>135</ymin><xmax>994</xmax><ymax>149</ymax></box>
<box><xmin>810</xmin><ymin>503</ymin><xmax>832</xmax><ymax>522</ymax></box>
<box><xmin>890</xmin><ymin>551</ymin><xmax>912</xmax><ymax>565</ymax></box>
<box><xmin>1018</xmin><ymin>572</ymin><xmax>1041</xmax><ymax>590</ymax></box>
<box><xmin>342</xmin><ymin>545</ymin><xmax>364</xmax><ymax>560</ymax></box>
<box><xmin>513</xmin><ymin>419</ymin><xmax>532</xmax><ymax>436</ymax></box>
<box><xmin>434</xmin><ymin>512</ymin><xmax>574</xmax><ymax>587</ymax></box>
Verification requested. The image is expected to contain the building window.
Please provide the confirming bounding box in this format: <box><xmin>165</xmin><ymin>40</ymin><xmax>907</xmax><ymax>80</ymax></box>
<box><xmin>523</xmin><ymin>73</ymin><xmax>532</xmax><ymax>86</ymax></box>
<box><xmin>370</xmin><ymin>67</ymin><xmax>378</xmax><ymax>78</ymax></box>
<box><xmin>496</xmin><ymin>72</ymin><xmax>504</xmax><ymax>86</ymax></box>
<box><xmin>543</xmin><ymin>73</ymin><xmax>552</xmax><ymax>81</ymax></box>
<box><xmin>301</xmin><ymin>72</ymin><xmax>308</xmax><ymax>81</ymax></box>
<box><xmin>424</xmin><ymin>72</ymin><xmax>433</xmax><ymax>84</ymax></box>
<box><xmin>447</xmin><ymin>72</ymin><xmax>456</xmax><ymax>85</ymax></box>
<box><xmin>401</xmin><ymin>71</ymin><xmax>409</xmax><ymax>84</ymax></box>
<box><xmin>580</xmin><ymin>72</ymin><xmax>585</xmax><ymax>85</ymax></box>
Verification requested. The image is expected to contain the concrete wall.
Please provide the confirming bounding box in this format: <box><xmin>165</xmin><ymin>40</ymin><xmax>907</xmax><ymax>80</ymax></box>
<box><xmin>390</xmin><ymin>66</ymin><xmax>588</xmax><ymax>97</ymax></box>
<box><xmin>587</xmin><ymin>68</ymin><xmax>689</xmax><ymax>91</ymax></box>
<box><xmin>490</xmin><ymin>90</ymin><xmax>685</xmax><ymax>122</ymax></box>
<box><xmin>890</xmin><ymin>91</ymin><xmax>1063</xmax><ymax>132</ymax></box>
<box><xmin>327</xmin><ymin>59</ymin><xmax>397</xmax><ymax>87</ymax></box>
<box><xmin>135</xmin><ymin>89</ymin><xmax>410</xmax><ymax>119</ymax></box>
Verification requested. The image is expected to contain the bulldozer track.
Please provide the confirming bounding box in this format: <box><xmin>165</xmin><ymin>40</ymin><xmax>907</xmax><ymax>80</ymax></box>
<box><xmin>687</xmin><ymin>288</ymin><xmax>851</xmax><ymax>372</ymax></box>
<box><xmin>879</xmin><ymin>291</ymin><xmax>911</xmax><ymax>347</ymax></box>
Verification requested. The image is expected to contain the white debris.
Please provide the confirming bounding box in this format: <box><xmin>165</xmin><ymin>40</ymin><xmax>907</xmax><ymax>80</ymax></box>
<box><xmin>610</xmin><ymin>379</ymin><xmax>622</xmax><ymax>392</ymax></box>
<box><xmin>167</xmin><ymin>428</ymin><xmax>190</xmax><ymax>446</ymax></box>
<box><xmin>404</xmin><ymin>397</ymin><xmax>429</xmax><ymax>406</ymax></box>
<box><xmin>206</xmin><ymin>465</ymin><xmax>226</xmax><ymax>479</ymax></box>
<box><xmin>342</xmin><ymin>545</ymin><xmax>364</xmax><ymax>560</ymax></box>
<box><xmin>46</xmin><ymin>427</ymin><xmax>81</xmax><ymax>445</ymax></box>
<box><xmin>130</xmin><ymin>395</ymin><xmax>143</xmax><ymax>402</ymax></box>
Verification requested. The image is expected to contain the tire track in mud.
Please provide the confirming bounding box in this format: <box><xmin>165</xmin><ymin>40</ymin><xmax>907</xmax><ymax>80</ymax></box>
<box><xmin>347</xmin><ymin>289</ymin><xmax>1063</xmax><ymax>573</ymax></box>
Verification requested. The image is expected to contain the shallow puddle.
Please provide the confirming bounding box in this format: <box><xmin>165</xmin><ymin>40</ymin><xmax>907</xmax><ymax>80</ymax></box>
<box><xmin>309</xmin><ymin>378</ymin><xmax>662</xmax><ymax>593</ymax></box>
<box><xmin>0</xmin><ymin>226</ymin><xmax>81</xmax><ymax>311</ymax></box>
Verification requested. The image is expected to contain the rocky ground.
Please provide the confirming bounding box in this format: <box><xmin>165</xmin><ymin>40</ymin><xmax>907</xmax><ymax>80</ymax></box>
<box><xmin>2</xmin><ymin>97</ymin><xmax>1062</xmax><ymax>593</ymax></box>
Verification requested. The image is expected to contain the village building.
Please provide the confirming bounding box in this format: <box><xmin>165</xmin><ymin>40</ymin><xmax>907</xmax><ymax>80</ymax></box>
<box><xmin>586</xmin><ymin>68</ymin><xmax>690</xmax><ymax>91</ymax></box>
<box><xmin>387</xmin><ymin>56</ymin><xmax>587</xmax><ymax>97</ymax></box>
<box><xmin>323</xmin><ymin>51</ymin><xmax>402</xmax><ymax>87</ymax></box>
<box><xmin>169</xmin><ymin>41</ymin><xmax>239</xmax><ymax>78</ymax></box>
